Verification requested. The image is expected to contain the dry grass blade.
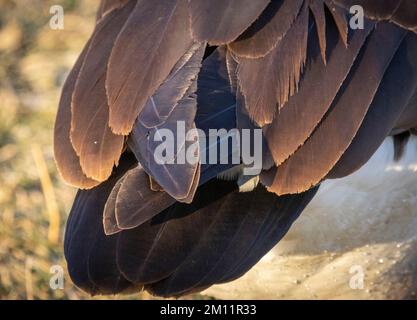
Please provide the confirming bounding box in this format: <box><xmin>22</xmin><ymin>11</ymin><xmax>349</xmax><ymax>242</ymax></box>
<box><xmin>31</xmin><ymin>144</ymin><xmax>60</xmax><ymax>245</ymax></box>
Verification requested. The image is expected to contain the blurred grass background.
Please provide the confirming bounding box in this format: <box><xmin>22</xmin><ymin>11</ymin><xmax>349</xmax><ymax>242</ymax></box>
<box><xmin>0</xmin><ymin>0</ymin><xmax>135</xmax><ymax>300</ymax></box>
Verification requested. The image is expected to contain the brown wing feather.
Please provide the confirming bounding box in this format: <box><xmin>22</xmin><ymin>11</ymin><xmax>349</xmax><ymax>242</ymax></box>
<box><xmin>228</xmin><ymin>0</ymin><xmax>304</xmax><ymax>58</ymax></box>
<box><xmin>106</xmin><ymin>0</ymin><xmax>193</xmax><ymax>135</ymax></box>
<box><xmin>309</xmin><ymin>0</ymin><xmax>327</xmax><ymax>62</ymax></box>
<box><xmin>128</xmin><ymin>93</ymin><xmax>201</xmax><ymax>201</ymax></box>
<box><xmin>114</xmin><ymin>166</ymin><xmax>175</xmax><ymax>231</ymax></box>
<box><xmin>328</xmin><ymin>32</ymin><xmax>417</xmax><ymax>179</ymax></box>
<box><xmin>188</xmin><ymin>0</ymin><xmax>270</xmax><ymax>45</ymax></box>
<box><xmin>264</xmin><ymin>18</ymin><xmax>373</xmax><ymax>166</ymax></box>
<box><xmin>103</xmin><ymin>176</ymin><xmax>124</xmax><ymax>235</ymax></box>
<box><xmin>53</xmin><ymin>40</ymin><xmax>100</xmax><ymax>189</ymax></box>
<box><xmin>126</xmin><ymin>46</ymin><xmax>203</xmax><ymax>202</ymax></box>
<box><xmin>267</xmin><ymin>23</ymin><xmax>407</xmax><ymax>195</ymax></box>
<box><xmin>326</xmin><ymin>1</ymin><xmax>348</xmax><ymax>46</ymax></box>
<box><xmin>225</xmin><ymin>49</ymin><xmax>239</xmax><ymax>93</ymax></box>
<box><xmin>238</xmin><ymin>4</ymin><xmax>310</xmax><ymax>126</ymax></box>
<box><xmin>71</xmin><ymin>4</ymin><xmax>134</xmax><ymax>182</ymax></box>
<box><xmin>138</xmin><ymin>43</ymin><xmax>205</xmax><ymax>129</ymax></box>
<box><xmin>97</xmin><ymin>0</ymin><xmax>130</xmax><ymax>21</ymax></box>
<box><xmin>394</xmin><ymin>91</ymin><xmax>417</xmax><ymax>132</ymax></box>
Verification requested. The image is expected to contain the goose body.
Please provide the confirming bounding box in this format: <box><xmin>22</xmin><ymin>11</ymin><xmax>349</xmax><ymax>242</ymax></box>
<box><xmin>55</xmin><ymin>1</ymin><xmax>417</xmax><ymax>298</ymax></box>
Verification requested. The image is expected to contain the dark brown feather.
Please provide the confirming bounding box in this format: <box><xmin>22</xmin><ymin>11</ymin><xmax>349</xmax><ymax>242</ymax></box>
<box><xmin>103</xmin><ymin>176</ymin><xmax>124</xmax><ymax>235</ymax></box>
<box><xmin>138</xmin><ymin>43</ymin><xmax>205</xmax><ymax>129</ymax></box>
<box><xmin>238</xmin><ymin>4</ymin><xmax>310</xmax><ymax>126</ymax></box>
<box><xmin>53</xmin><ymin>40</ymin><xmax>100</xmax><ymax>189</ymax></box>
<box><xmin>309</xmin><ymin>0</ymin><xmax>327</xmax><ymax>62</ymax></box>
<box><xmin>394</xmin><ymin>90</ymin><xmax>417</xmax><ymax>132</ymax></box>
<box><xmin>107</xmin><ymin>0</ymin><xmax>193</xmax><ymax>135</ymax></box>
<box><xmin>229</xmin><ymin>0</ymin><xmax>304</xmax><ymax>58</ymax></box>
<box><xmin>267</xmin><ymin>23</ymin><xmax>406</xmax><ymax>195</ymax></box>
<box><xmin>97</xmin><ymin>0</ymin><xmax>130</xmax><ymax>21</ymax></box>
<box><xmin>326</xmin><ymin>0</ymin><xmax>348</xmax><ymax>46</ymax></box>
<box><xmin>115</xmin><ymin>179</ymin><xmax>237</xmax><ymax>285</ymax></box>
<box><xmin>128</xmin><ymin>93</ymin><xmax>201</xmax><ymax>201</ymax></box>
<box><xmin>64</xmin><ymin>153</ymin><xmax>137</xmax><ymax>295</ymax></box>
<box><xmin>127</xmin><ymin>56</ymin><xmax>202</xmax><ymax>202</ymax></box>
<box><xmin>149</xmin><ymin>176</ymin><xmax>164</xmax><ymax>192</ymax></box>
<box><xmin>147</xmin><ymin>186</ymin><xmax>318</xmax><ymax>297</ymax></box>
<box><xmin>225</xmin><ymin>49</ymin><xmax>238</xmax><ymax>93</ymax></box>
<box><xmin>71</xmin><ymin>4</ymin><xmax>133</xmax><ymax>182</ymax></box>
<box><xmin>328</xmin><ymin>31</ymin><xmax>417</xmax><ymax>178</ymax></box>
<box><xmin>264</xmin><ymin>18</ymin><xmax>373</xmax><ymax>165</ymax></box>
<box><xmin>188</xmin><ymin>0</ymin><xmax>270</xmax><ymax>45</ymax></box>
<box><xmin>114</xmin><ymin>166</ymin><xmax>175</xmax><ymax>230</ymax></box>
